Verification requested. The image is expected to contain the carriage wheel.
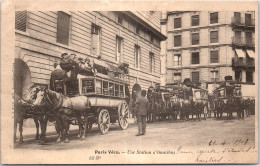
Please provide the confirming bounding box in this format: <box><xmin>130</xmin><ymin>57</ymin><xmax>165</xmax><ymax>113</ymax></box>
<box><xmin>98</xmin><ymin>109</ymin><xmax>110</xmax><ymax>134</ymax></box>
<box><xmin>204</xmin><ymin>106</ymin><xmax>208</xmax><ymax>119</ymax></box>
<box><xmin>118</xmin><ymin>101</ymin><xmax>129</xmax><ymax>130</ymax></box>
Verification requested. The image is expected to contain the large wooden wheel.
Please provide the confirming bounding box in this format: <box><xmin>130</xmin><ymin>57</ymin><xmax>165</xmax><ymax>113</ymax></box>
<box><xmin>118</xmin><ymin>101</ymin><xmax>129</xmax><ymax>130</ymax></box>
<box><xmin>98</xmin><ymin>109</ymin><xmax>110</xmax><ymax>134</ymax></box>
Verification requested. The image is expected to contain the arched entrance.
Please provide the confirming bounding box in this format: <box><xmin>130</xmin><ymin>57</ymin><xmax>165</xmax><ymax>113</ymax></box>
<box><xmin>14</xmin><ymin>58</ymin><xmax>32</xmax><ymax>99</ymax></box>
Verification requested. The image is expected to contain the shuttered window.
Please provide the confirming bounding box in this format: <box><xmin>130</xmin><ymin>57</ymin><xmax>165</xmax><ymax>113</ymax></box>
<box><xmin>15</xmin><ymin>11</ymin><xmax>27</xmax><ymax>32</ymax></box>
<box><xmin>149</xmin><ymin>52</ymin><xmax>155</xmax><ymax>73</ymax></box>
<box><xmin>135</xmin><ymin>45</ymin><xmax>140</xmax><ymax>68</ymax></box>
<box><xmin>174</xmin><ymin>17</ymin><xmax>181</xmax><ymax>29</ymax></box>
<box><xmin>173</xmin><ymin>73</ymin><xmax>181</xmax><ymax>83</ymax></box>
<box><xmin>91</xmin><ymin>24</ymin><xmax>101</xmax><ymax>56</ymax></box>
<box><xmin>173</xmin><ymin>54</ymin><xmax>182</xmax><ymax>66</ymax></box>
<box><xmin>191</xmin><ymin>15</ymin><xmax>199</xmax><ymax>26</ymax></box>
<box><xmin>116</xmin><ymin>36</ymin><xmax>123</xmax><ymax>62</ymax></box>
<box><xmin>246</xmin><ymin>71</ymin><xmax>253</xmax><ymax>83</ymax></box>
<box><xmin>192</xmin><ymin>72</ymin><xmax>200</xmax><ymax>83</ymax></box>
<box><xmin>57</xmin><ymin>11</ymin><xmax>71</xmax><ymax>45</ymax></box>
<box><xmin>210</xmin><ymin>12</ymin><xmax>218</xmax><ymax>24</ymax></box>
<box><xmin>210</xmin><ymin>50</ymin><xmax>219</xmax><ymax>63</ymax></box>
<box><xmin>174</xmin><ymin>35</ymin><xmax>182</xmax><ymax>47</ymax></box>
<box><xmin>210</xmin><ymin>71</ymin><xmax>219</xmax><ymax>82</ymax></box>
<box><xmin>210</xmin><ymin>31</ymin><xmax>218</xmax><ymax>43</ymax></box>
<box><xmin>191</xmin><ymin>52</ymin><xmax>200</xmax><ymax>64</ymax></box>
<box><xmin>191</xmin><ymin>33</ymin><xmax>200</xmax><ymax>45</ymax></box>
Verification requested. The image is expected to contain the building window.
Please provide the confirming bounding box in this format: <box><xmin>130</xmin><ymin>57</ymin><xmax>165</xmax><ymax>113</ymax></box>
<box><xmin>210</xmin><ymin>71</ymin><xmax>219</xmax><ymax>82</ymax></box>
<box><xmin>191</xmin><ymin>15</ymin><xmax>199</xmax><ymax>26</ymax></box>
<box><xmin>57</xmin><ymin>11</ymin><xmax>71</xmax><ymax>45</ymax></box>
<box><xmin>91</xmin><ymin>24</ymin><xmax>101</xmax><ymax>56</ymax></box>
<box><xmin>191</xmin><ymin>33</ymin><xmax>200</xmax><ymax>45</ymax></box>
<box><xmin>173</xmin><ymin>54</ymin><xmax>182</xmax><ymax>66</ymax></box>
<box><xmin>245</xmin><ymin>13</ymin><xmax>252</xmax><ymax>25</ymax></box>
<box><xmin>173</xmin><ymin>73</ymin><xmax>181</xmax><ymax>84</ymax></box>
<box><xmin>15</xmin><ymin>11</ymin><xmax>27</xmax><ymax>32</ymax></box>
<box><xmin>235</xmin><ymin>30</ymin><xmax>242</xmax><ymax>38</ymax></box>
<box><xmin>246</xmin><ymin>71</ymin><xmax>253</xmax><ymax>83</ymax></box>
<box><xmin>136</xmin><ymin>25</ymin><xmax>140</xmax><ymax>34</ymax></box>
<box><xmin>174</xmin><ymin>17</ymin><xmax>181</xmax><ymax>29</ymax></box>
<box><xmin>245</xmin><ymin>31</ymin><xmax>253</xmax><ymax>45</ymax></box>
<box><xmin>210</xmin><ymin>31</ymin><xmax>218</xmax><ymax>43</ymax></box>
<box><xmin>118</xmin><ymin>15</ymin><xmax>123</xmax><ymax>25</ymax></box>
<box><xmin>191</xmin><ymin>52</ymin><xmax>200</xmax><ymax>64</ymax></box>
<box><xmin>192</xmin><ymin>72</ymin><xmax>200</xmax><ymax>83</ymax></box>
<box><xmin>116</xmin><ymin>36</ymin><xmax>123</xmax><ymax>63</ymax></box>
<box><xmin>174</xmin><ymin>35</ymin><xmax>182</xmax><ymax>47</ymax></box>
<box><xmin>210</xmin><ymin>50</ymin><xmax>219</xmax><ymax>63</ymax></box>
<box><xmin>135</xmin><ymin>45</ymin><xmax>140</xmax><ymax>68</ymax></box>
<box><xmin>210</xmin><ymin>12</ymin><xmax>218</xmax><ymax>24</ymax></box>
<box><xmin>149</xmin><ymin>52</ymin><xmax>155</xmax><ymax>73</ymax></box>
<box><xmin>235</xmin><ymin>70</ymin><xmax>242</xmax><ymax>82</ymax></box>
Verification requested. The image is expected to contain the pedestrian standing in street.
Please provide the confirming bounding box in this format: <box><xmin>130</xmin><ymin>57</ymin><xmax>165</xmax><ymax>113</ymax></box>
<box><xmin>135</xmin><ymin>90</ymin><xmax>149</xmax><ymax>136</ymax></box>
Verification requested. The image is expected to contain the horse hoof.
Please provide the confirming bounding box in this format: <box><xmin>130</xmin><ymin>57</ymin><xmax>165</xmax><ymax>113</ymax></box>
<box><xmin>35</xmin><ymin>136</ymin><xmax>40</xmax><ymax>140</ymax></box>
<box><xmin>76</xmin><ymin>134</ymin><xmax>81</xmax><ymax>139</ymax></box>
<box><xmin>64</xmin><ymin>138</ymin><xmax>70</xmax><ymax>143</ymax></box>
<box><xmin>19</xmin><ymin>140</ymin><xmax>24</xmax><ymax>144</ymax></box>
<box><xmin>81</xmin><ymin>136</ymin><xmax>86</xmax><ymax>141</ymax></box>
<box><xmin>56</xmin><ymin>138</ymin><xmax>61</xmax><ymax>143</ymax></box>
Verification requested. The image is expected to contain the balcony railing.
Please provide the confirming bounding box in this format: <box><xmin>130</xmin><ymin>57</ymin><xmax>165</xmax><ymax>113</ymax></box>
<box><xmin>211</xmin><ymin>78</ymin><xmax>219</xmax><ymax>82</ymax></box>
<box><xmin>232</xmin><ymin>37</ymin><xmax>245</xmax><ymax>46</ymax></box>
<box><xmin>232</xmin><ymin>37</ymin><xmax>255</xmax><ymax>48</ymax></box>
<box><xmin>231</xmin><ymin>17</ymin><xmax>255</xmax><ymax>28</ymax></box>
<box><xmin>232</xmin><ymin>57</ymin><xmax>255</xmax><ymax>68</ymax></box>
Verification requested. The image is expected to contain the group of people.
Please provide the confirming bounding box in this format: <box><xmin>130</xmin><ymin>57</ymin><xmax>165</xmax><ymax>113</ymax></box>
<box><xmin>50</xmin><ymin>53</ymin><xmax>94</xmax><ymax>95</ymax></box>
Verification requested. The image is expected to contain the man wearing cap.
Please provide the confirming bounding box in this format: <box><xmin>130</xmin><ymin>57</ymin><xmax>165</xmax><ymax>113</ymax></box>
<box><xmin>134</xmin><ymin>90</ymin><xmax>149</xmax><ymax>136</ymax></box>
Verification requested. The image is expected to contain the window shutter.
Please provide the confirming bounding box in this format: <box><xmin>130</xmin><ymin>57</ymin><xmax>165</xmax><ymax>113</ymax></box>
<box><xmin>15</xmin><ymin>11</ymin><xmax>27</xmax><ymax>32</ymax></box>
<box><xmin>57</xmin><ymin>11</ymin><xmax>71</xmax><ymax>45</ymax></box>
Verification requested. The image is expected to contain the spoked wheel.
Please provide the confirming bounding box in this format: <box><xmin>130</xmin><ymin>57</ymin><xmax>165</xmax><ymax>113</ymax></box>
<box><xmin>118</xmin><ymin>101</ymin><xmax>130</xmax><ymax>130</ymax></box>
<box><xmin>98</xmin><ymin>109</ymin><xmax>110</xmax><ymax>134</ymax></box>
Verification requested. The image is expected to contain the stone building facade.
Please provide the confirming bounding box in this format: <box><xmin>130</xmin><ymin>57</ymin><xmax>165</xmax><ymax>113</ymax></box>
<box><xmin>161</xmin><ymin>11</ymin><xmax>256</xmax><ymax>96</ymax></box>
<box><xmin>15</xmin><ymin>11</ymin><xmax>166</xmax><ymax>98</ymax></box>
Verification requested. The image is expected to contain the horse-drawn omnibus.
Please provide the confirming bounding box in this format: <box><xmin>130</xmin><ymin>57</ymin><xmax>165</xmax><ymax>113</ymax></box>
<box><xmin>212</xmin><ymin>76</ymin><xmax>242</xmax><ymax>119</ymax></box>
<box><xmin>31</xmin><ymin>57</ymin><xmax>131</xmax><ymax>143</ymax></box>
<box><xmin>192</xmin><ymin>87</ymin><xmax>209</xmax><ymax>119</ymax></box>
<box><xmin>78</xmin><ymin>72</ymin><xmax>130</xmax><ymax>134</ymax></box>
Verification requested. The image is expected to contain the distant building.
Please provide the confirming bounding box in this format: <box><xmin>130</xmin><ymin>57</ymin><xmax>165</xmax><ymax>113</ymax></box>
<box><xmin>15</xmin><ymin>11</ymin><xmax>166</xmax><ymax>98</ymax></box>
<box><xmin>161</xmin><ymin>11</ymin><xmax>255</xmax><ymax>96</ymax></box>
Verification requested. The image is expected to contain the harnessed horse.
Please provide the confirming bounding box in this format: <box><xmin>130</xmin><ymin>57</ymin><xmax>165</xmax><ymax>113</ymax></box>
<box><xmin>33</xmin><ymin>89</ymin><xmax>91</xmax><ymax>143</ymax></box>
<box><xmin>14</xmin><ymin>86</ymin><xmax>49</xmax><ymax>143</ymax></box>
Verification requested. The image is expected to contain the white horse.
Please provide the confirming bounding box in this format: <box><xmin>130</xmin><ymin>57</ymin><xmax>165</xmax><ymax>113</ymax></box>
<box><xmin>33</xmin><ymin>89</ymin><xmax>91</xmax><ymax>143</ymax></box>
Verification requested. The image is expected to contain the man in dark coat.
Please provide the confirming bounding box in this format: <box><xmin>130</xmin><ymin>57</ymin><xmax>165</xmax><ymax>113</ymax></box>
<box><xmin>135</xmin><ymin>90</ymin><xmax>149</xmax><ymax>136</ymax></box>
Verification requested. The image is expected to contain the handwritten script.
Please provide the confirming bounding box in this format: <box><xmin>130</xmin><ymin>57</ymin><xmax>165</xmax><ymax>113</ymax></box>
<box><xmin>93</xmin><ymin>138</ymin><xmax>257</xmax><ymax>163</ymax></box>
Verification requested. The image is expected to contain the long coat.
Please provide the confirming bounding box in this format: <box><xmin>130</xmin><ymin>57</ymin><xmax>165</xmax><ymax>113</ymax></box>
<box><xmin>135</xmin><ymin>96</ymin><xmax>149</xmax><ymax>116</ymax></box>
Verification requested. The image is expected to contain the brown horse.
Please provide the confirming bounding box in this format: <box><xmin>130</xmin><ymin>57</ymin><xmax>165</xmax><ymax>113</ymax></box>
<box><xmin>33</xmin><ymin>89</ymin><xmax>91</xmax><ymax>143</ymax></box>
<box><xmin>14</xmin><ymin>86</ymin><xmax>48</xmax><ymax>143</ymax></box>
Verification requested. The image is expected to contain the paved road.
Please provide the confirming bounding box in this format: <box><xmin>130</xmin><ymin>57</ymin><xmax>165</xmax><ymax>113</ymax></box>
<box><xmin>15</xmin><ymin>116</ymin><xmax>255</xmax><ymax>150</ymax></box>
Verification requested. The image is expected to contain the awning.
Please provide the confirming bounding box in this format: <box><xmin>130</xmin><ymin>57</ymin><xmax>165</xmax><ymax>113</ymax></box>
<box><xmin>235</xmin><ymin>49</ymin><xmax>246</xmax><ymax>58</ymax></box>
<box><xmin>246</xmin><ymin>50</ymin><xmax>255</xmax><ymax>58</ymax></box>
